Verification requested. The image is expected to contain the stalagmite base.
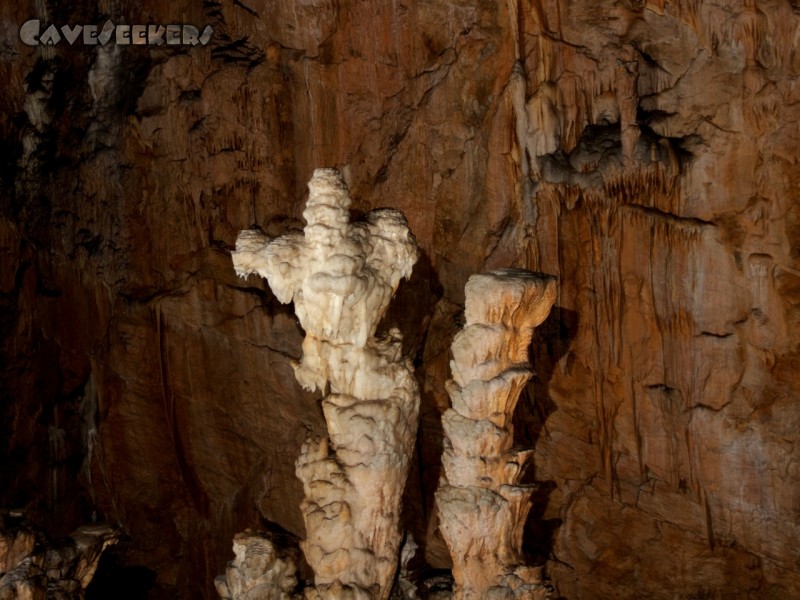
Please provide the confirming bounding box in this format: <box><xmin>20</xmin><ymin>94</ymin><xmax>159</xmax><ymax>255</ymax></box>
<box><xmin>232</xmin><ymin>169</ymin><xmax>420</xmax><ymax>600</ymax></box>
<box><xmin>436</xmin><ymin>269</ymin><xmax>557</xmax><ymax>600</ymax></box>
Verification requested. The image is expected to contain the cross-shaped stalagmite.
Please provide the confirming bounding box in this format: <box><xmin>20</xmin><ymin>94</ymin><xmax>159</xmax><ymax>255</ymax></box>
<box><xmin>232</xmin><ymin>168</ymin><xmax>420</xmax><ymax>600</ymax></box>
<box><xmin>436</xmin><ymin>269</ymin><xmax>557</xmax><ymax>600</ymax></box>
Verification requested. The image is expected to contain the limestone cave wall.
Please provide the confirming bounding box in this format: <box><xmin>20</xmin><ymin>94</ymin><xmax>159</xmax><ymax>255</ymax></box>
<box><xmin>1</xmin><ymin>0</ymin><xmax>799</xmax><ymax>598</ymax></box>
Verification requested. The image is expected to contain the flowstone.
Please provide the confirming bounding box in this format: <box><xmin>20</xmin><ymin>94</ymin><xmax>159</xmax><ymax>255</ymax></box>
<box><xmin>435</xmin><ymin>270</ymin><xmax>557</xmax><ymax>600</ymax></box>
<box><xmin>232</xmin><ymin>168</ymin><xmax>420</xmax><ymax>600</ymax></box>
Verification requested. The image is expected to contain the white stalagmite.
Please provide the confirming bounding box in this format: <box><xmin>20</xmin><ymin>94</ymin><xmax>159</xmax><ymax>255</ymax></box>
<box><xmin>232</xmin><ymin>168</ymin><xmax>420</xmax><ymax>600</ymax></box>
<box><xmin>436</xmin><ymin>269</ymin><xmax>557</xmax><ymax>600</ymax></box>
<box><xmin>214</xmin><ymin>530</ymin><xmax>299</xmax><ymax>600</ymax></box>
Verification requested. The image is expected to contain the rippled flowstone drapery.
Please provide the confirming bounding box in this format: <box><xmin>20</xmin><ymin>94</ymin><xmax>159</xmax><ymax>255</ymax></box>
<box><xmin>436</xmin><ymin>270</ymin><xmax>556</xmax><ymax>600</ymax></box>
<box><xmin>232</xmin><ymin>169</ymin><xmax>420</xmax><ymax>600</ymax></box>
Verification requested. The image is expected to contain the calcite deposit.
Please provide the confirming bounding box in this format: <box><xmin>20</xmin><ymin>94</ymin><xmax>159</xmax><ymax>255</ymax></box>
<box><xmin>232</xmin><ymin>169</ymin><xmax>420</xmax><ymax>600</ymax></box>
<box><xmin>215</xmin><ymin>530</ymin><xmax>299</xmax><ymax>600</ymax></box>
<box><xmin>436</xmin><ymin>270</ymin><xmax>556</xmax><ymax>600</ymax></box>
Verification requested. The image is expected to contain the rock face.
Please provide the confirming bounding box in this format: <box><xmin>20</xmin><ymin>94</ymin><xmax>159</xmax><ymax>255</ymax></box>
<box><xmin>0</xmin><ymin>513</ymin><xmax>118</xmax><ymax>599</ymax></box>
<box><xmin>1</xmin><ymin>0</ymin><xmax>800</xmax><ymax>598</ymax></box>
<box><xmin>436</xmin><ymin>270</ymin><xmax>556</xmax><ymax>600</ymax></box>
<box><xmin>232</xmin><ymin>169</ymin><xmax>420</xmax><ymax>600</ymax></box>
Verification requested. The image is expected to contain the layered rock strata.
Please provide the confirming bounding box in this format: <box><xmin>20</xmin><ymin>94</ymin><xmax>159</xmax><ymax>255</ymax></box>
<box><xmin>232</xmin><ymin>169</ymin><xmax>420</xmax><ymax>600</ymax></box>
<box><xmin>436</xmin><ymin>270</ymin><xmax>556</xmax><ymax>600</ymax></box>
<box><xmin>215</xmin><ymin>530</ymin><xmax>299</xmax><ymax>600</ymax></box>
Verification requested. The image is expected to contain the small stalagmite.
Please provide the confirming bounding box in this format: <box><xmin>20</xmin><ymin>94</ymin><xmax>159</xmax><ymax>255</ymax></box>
<box><xmin>214</xmin><ymin>530</ymin><xmax>299</xmax><ymax>600</ymax></box>
<box><xmin>436</xmin><ymin>269</ymin><xmax>557</xmax><ymax>600</ymax></box>
<box><xmin>232</xmin><ymin>168</ymin><xmax>420</xmax><ymax>600</ymax></box>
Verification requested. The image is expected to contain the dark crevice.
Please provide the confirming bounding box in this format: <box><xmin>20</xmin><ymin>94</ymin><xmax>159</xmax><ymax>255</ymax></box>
<box><xmin>622</xmin><ymin>204</ymin><xmax>716</xmax><ymax>228</ymax></box>
<box><xmin>697</xmin><ymin>330</ymin><xmax>734</xmax><ymax>339</ymax></box>
<box><xmin>645</xmin><ymin>383</ymin><xmax>678</xmax><ymax>393</ymax></box>
<box><xmin>233</xmin><ymin>0</ymin><xmax>259</xmax><ymax>17</ymax></box>
<box><xmin>211</xmin><ymin>36</ymin><xmax>265</xmax><ymax>67</ymax></box>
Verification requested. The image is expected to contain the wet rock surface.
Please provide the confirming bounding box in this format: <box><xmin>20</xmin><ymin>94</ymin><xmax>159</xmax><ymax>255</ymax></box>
<box><xmin>1</xmin><ymin>0</ymin><xmax>799</xmax><ymax>598</ymax></box>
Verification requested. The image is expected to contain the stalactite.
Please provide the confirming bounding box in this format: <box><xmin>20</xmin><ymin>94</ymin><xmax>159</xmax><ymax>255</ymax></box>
<box><xmin>231</xmin><ymin>168</ymin><xmax>420</xmax><ymax>600</ymax></box>
<box><xmin>616</xmin><ymin>45</ymin><xmax>640</xmax><ymax>169</ymax></box>
<box><xmin>435</xmin><ymin>269</ymin><xmax>556</xmax><ymax>600</ymax></box>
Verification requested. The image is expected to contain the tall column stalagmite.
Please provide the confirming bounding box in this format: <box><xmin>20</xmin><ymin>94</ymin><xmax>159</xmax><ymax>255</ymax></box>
<box><xmin>231</xmin><ymin>169</ymin><xmax>420</xmax><ymax>600</ymax></box>
<box><xmin>436</xmin><ymin>269</ymin><xmax>557</xmax><ymax>600</ymax></box>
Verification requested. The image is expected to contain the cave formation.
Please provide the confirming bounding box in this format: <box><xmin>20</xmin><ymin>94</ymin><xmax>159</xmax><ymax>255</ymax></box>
<box><xmin>2</xmin><ymin>0</ymin><xmax>800</xmax><ymax>599</ymax></box>
<box><xmin>232</xmin><ymin>168</ymin><xmax>421</xmax><ymax>599</ymax></box>
<box><xmin>437</xmin><ymin>269</ymin><xmax>556</xmax><ymax>600</ymax></box>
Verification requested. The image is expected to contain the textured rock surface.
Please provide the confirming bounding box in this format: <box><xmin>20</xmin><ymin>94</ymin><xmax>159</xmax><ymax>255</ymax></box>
<box><xmin>215</xmin><ymin>529</ymin><xmax>299</xmax><ymax>600</ymax></box>
<box><xmin>436</xmin><ymin>270</ymin><xmax>556</xmax><ymax>600</ymax></box>
<box><xmin>393</xmin><ymin>535</ymin><xmax>419</xmax><ymax>600</ymax></box>
<box><xmin>1</xmin><ymin>0</ymin><xmax>800</xmax><ymax>598</ymax></box>
<box><xmin>233</xmin><ymin>169</ymin><xmax>420</xmax><ymax>600</ymax></box>
<box><xmin>0</xmin><ymin>515</ymin><xmax>39</xmax><ymax>579</ymax></box>
<box><xmin>0</xmin><ymin>513</ymin><xmax>118</xmax><ymax>599</ymax></box>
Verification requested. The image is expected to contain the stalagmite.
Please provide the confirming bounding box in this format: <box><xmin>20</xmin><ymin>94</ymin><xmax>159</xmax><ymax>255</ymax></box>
<box><xmin>232</xmin><ymin>168</ymin><xmax>420</xmax><ymax>600</ymax></box>
<box><xmin>214</xmin><ymin>530</ymin><xmax>299</xmax><ymax>600</ymax></box>
<box><xmin>436</xmin><ymin>269</ymin><xmax>557</xmax><ymax>600</ymax></box>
